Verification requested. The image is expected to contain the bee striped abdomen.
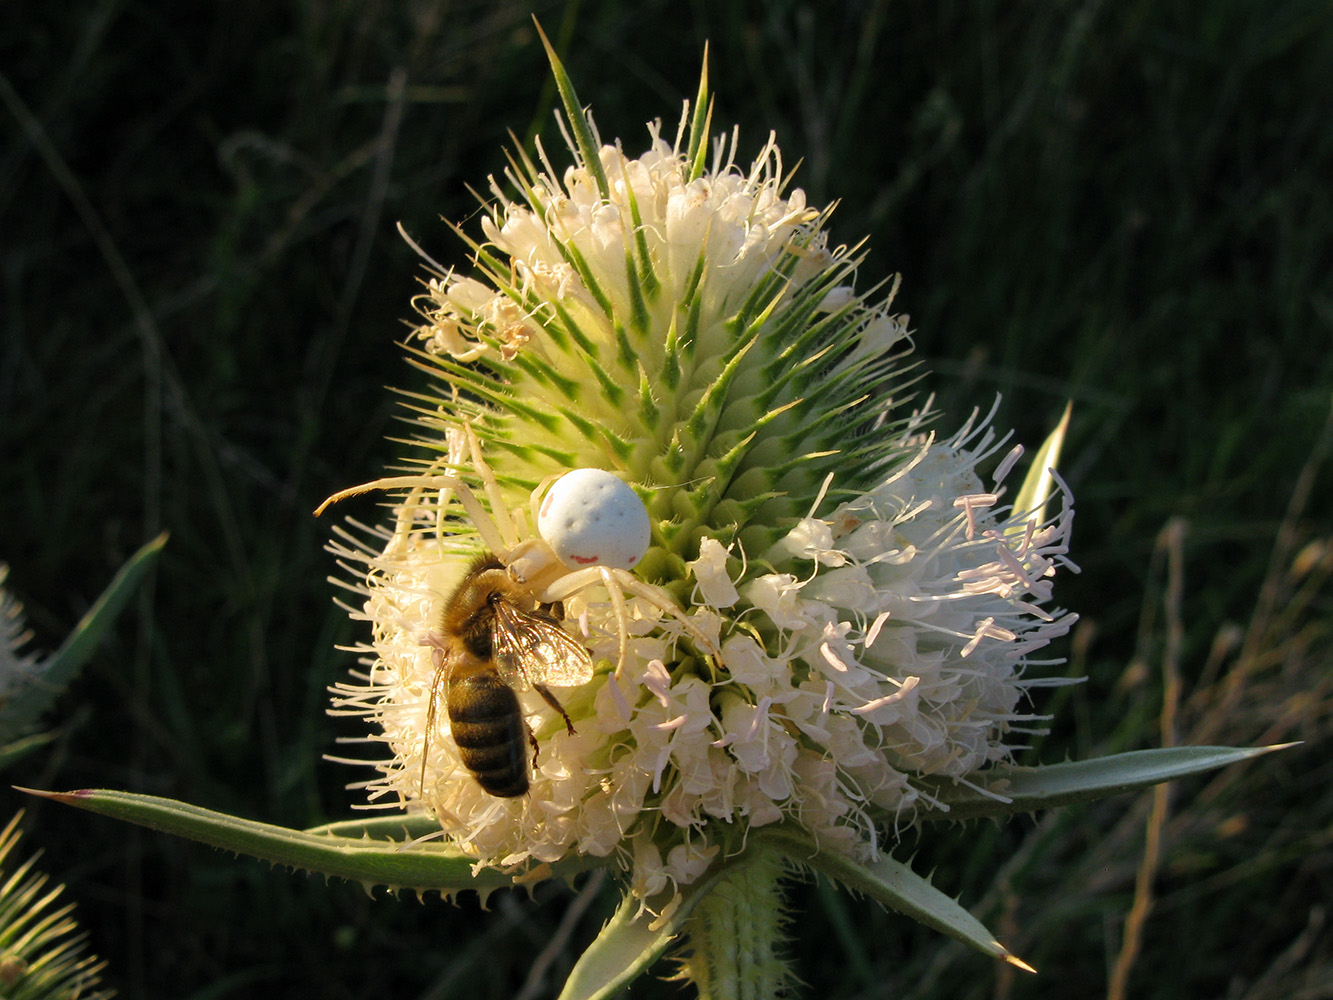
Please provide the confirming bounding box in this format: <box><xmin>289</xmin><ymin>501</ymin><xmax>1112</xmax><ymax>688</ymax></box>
<box><xmin>448</xmin><ymin>672</ymin><xmax>529</xmax><ymax>797</ymax></box>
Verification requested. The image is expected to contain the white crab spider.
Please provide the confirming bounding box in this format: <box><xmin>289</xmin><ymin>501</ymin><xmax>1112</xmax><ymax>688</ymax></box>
<box><xmin>314</xmin><ymin>425</ymin><xmax>721</xmax><ymax>674</ymax></box>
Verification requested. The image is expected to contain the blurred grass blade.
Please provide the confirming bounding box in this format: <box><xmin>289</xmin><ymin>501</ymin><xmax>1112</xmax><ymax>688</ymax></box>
<box><xmin>1012</xmin><ymin>402</ymin><xmax>1071</xmax><ymax>525</ymax></box>
<box><xmin>917</xmin><ymin>744</ymin><xmax>1292</xmax><ymax>821</ymax></box>
<box><xmin>20</xmin><ymin>787</ymin><xmax>599</xmax><ymax>897</ymax></box>
<box><xmin>0</xmin><ymin>731</ymin><xmax>57</xmax><ymax>770</ymax></box>
<box><xmin>45</xmin><ymin>532</ymin><xmax>167</xmax><ymax>689</ymax></box>
<box><xmin>756</xmin><ymin>828</ymin><xmax>1033</xmax><ymax>971</ymax></box>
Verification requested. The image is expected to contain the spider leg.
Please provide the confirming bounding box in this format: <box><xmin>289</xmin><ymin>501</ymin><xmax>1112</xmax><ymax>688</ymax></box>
<box><xmin>615</xmin><ymin>571</ymin><xmax>724</xmax><ymax>659</ymax></box>
<box><xmin>601</xmin><ymin>567</ymin><xmax>631</xmax><ymax>678</ymax></box>
<box><xmin>314</xmin><ymin>474</ymin><xmax>451</xmax><ymax>516</ymax></box>
<box><xmin>538</xmin><ymin>566</ymin><xmax>630</xmax><ymax>675</ymax></box>
<box><xmin>540</xmin><ymin>566</ymin><xmax>724</xmax><ymax>671</ymax></box>
<box><xmin>460</xmin><ymin>420</ymin><xmax>520</xmax><ymax>549</ymax></box>
<box><xmin>528</xmin><ymin>470</ymin><xmax>564</xmax><ymax>535</ymax></box>
<box><xmin>314</xmin><ymin>472</ymin><xmax>512</xmax><ymax>557</ymax></box>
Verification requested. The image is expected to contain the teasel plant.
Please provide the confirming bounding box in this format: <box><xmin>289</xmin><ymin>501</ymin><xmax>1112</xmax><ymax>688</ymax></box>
<box><xmin>1</xmin><ymin>536</ymin><xmax>162</xmax><ymax>1000</ymax></box>
<box><xmin>27</xmin><ymin>26</ymin><xmax>1288</xmax><ymax>999</ymax></box>
<box><xmin>1</xmin><ymin>538</ymin><xmax>164</xmax><ymax>766</ymax></box>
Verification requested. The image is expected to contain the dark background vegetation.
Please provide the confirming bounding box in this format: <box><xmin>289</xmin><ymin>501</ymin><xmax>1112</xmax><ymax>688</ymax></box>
<box><xmin>2</xmin><ymin>1</ymin><xmax>1330</xmax><ymax>997</ymax></box>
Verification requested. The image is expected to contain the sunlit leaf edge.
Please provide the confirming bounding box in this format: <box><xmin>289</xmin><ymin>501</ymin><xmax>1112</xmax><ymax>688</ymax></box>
<box><xmin>19</xmin><ymin>787</ymin><xmax>605</xmax><ymax>897</ymax></box>
<box><xmin>46</xmin><ymin>532</ymin><xmax>168</xmax><ymax>686</ymax></box>
<box><xmin>913</xmin><ymin>744</ymin><xmax>1292</xmax><ymax>822</ymax></box>
<box><xmin>557</xmin><ymin>850</ymin><xmax>771</xmax><ymax>1000</ymax></box>
<box><xmin>754</xmin><ymin>828</ymin><xmax>1033</xmax><ymax>970</ymax></box>
<box><xmin>0</xmin><ymin>533</ymin><xmax>166</xmax><ymax>744</ymax></box>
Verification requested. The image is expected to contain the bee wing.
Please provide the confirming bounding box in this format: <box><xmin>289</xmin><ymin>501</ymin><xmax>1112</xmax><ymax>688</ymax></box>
<box><xmin>492</xmin><ymin>600</ymin><xmax>594</xmax><ymax>689</ymax></box>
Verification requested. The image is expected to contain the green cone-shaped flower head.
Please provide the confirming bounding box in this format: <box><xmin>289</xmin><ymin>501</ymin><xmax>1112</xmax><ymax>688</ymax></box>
<box><xmin>403</xmin><ymin>111</ymin><xmax>915</xmax><ymax>563</ymax></box>
<box><xmin>329</xmin><ymin>74</ymin><xmax>1076</xmax><ymax>903</ymax></box>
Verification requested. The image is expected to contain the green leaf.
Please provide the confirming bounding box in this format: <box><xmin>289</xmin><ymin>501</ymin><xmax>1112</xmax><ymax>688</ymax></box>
<box><xmin>557</xmin><ymin>856</ymin><xmax>750</xmax><ymax>1000</ymax></box>
<box><xmin>20</xmin><ymin>788</ymin><xmax>603</xmax><ymax>897</ymax></box>
<box><xmin>46</xmin><ymin>532</ymin><xmax>167</xmax><ymax>688</ymax></box>
<box><xmin>754</xmin><ymin>828</ymin><xmax>1034</xmax><ymax>971</ymax></box>
<box><xmin>556</xmin><ymin>889</ymin><xmax>670</xmax><ymax>1000</ymax></box>
<box><xmin>916</xmin><ymin>744</ymin><xmax>1292</xmax><ymax>822</ymax></box>
<box><xmin>1012</xmin><ymin>402</ymin><xmax>1071</xmax><ymax>525</ymax></box>
<box><xmin>303</xmin><ymin>813</ymin><xmax>445</xmax><ymax>841</ymax></box>
<box><xmin>0</xmin><ymin>533</ymin><xmax>166</xmax><ymax>746</ymax></box>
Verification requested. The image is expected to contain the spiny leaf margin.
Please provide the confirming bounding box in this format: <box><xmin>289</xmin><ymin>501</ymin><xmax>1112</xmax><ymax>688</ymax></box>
<box><xmin>754</xmin><ymin>827</ymin><xmax>1034</xmax><ymax>971</ymax></box>
<box><xmin>19</xmin><ymin>787</ymin><xmax>605</xmax><ymax>897</ymax></box>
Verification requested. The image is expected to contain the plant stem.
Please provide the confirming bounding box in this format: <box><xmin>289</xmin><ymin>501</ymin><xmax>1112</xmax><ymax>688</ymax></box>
<box><xmin>679</xmin><ymin>850</ymin><xmax>793</xmax><ymax>1000</ymax></box>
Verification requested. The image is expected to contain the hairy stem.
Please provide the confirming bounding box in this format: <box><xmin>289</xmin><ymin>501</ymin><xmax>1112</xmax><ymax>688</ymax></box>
<box><xmin>678</xmin><ymin>851</ymin><xmax>795</xmax><ymax>1000</ymax></box>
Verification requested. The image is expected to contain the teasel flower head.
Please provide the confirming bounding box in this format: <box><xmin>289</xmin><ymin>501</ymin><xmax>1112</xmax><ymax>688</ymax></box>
<box><xmin>0</xmin><ymin>566</ymin><xmax>43</xmax><ymax>701</ymax></box>
<box><xmin>325</xmin><ymin>57</ymin><xmax>1077</xmax><ymax>907</ymax></box>
<box><xmin>0</xmin><ymin>812</ymin><xmax>111</xmax><ymax>1000</ymax></box>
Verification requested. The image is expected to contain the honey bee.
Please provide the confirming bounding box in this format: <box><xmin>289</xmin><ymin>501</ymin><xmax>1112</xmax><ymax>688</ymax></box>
<box><xmin>424</xmin><ymin>553</ymin><xmax>595</xmax><ymax>798</ymax></box>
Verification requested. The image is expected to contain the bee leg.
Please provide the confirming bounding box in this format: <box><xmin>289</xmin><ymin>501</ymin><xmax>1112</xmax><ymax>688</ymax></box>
<box><xmin>533</xmin><ymin>682</ymin><xmax>577</xmax><ymax>735</ymax></box>
<box><xmin>527</xmin><ymin>725</ymin><xmax>540</xmax><ymax>769</ymax></box>
<box><xmin>535</xmin><ymin>600</ymin><xmax>565</xmax><ymax>622</ymax></box>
